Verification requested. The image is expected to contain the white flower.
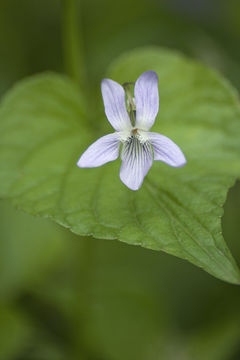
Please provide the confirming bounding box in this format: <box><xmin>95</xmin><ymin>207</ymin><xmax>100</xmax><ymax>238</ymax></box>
<box><xmin>77</xmin><ymin>71</ymin><xmax>186</xmax><ymax>190</ymax></box>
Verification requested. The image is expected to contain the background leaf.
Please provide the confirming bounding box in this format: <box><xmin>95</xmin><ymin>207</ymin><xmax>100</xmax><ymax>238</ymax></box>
<box><xmin>0</xmin><ymin>200</ymin><xmax>66</xmax><ymax>299</ymax></box>
<box><xmin>0</xmin><ymin>48</ymin><xmax>240</xmax><ymax>283</ymax></box>
<box><xmin>0</xmin><ymin>302</ymin><xmax>30</xmax><ymax>360</ymax></box>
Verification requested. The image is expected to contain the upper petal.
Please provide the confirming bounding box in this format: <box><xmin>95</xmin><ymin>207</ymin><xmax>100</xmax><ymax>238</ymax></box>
<box><xmin>148</xmin><ymin>132</ymin><xmax>186</xmax><ymax>167</ymax></box>
<box><xmin>101</xmin><ymin>79</ymin><xmax>132</xmax><ymax>131</ymax></box>
<box><xmin>134</xmin><ymin>71</ymin><xmax>159</xmax><ymax>131</ymax></box>
<box><xmin>77</xmin><ymin>133</ymin><xmax>120</xmax><ymax>168</ymax></box>
<box><xmin>120</xmin><ymin>137</ymin><xmax>153</xmax><ymax>191</ymax></box>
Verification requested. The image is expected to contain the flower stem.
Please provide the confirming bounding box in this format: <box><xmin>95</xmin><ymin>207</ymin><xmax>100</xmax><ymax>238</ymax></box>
<box><xmin>62</xmin><ymin>0</ymin><xmax>86</xmax><ymax>87</ymax></box>
<box><xmin>123</xmin><ymin>82</ymin><xmax>136</xmax><ymax>127</ymax></box>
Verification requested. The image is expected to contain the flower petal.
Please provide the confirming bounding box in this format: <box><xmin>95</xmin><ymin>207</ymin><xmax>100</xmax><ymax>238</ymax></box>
<box><xmin>77</xmin><ymin>133</ymin><xmax>120</xmax><ymax>168</ymax></box>
<box><xmin>148</xmin><ymin>132</ymin><xmax>186</xmax><ymax>167</ymax></box>
<box><xmin>101</xmin><ymin>79</ymin><xmax>132</xmax><ymax>131</ymax></box>
<box><xmin>120</xmin><ymin>137</ymin><xmax>153</xmax><ymax>191</ymax></box>
<box><xmin>135</xmin><ymin>71</ymin><xmax>159</xmax><ymax>130</ymax></box>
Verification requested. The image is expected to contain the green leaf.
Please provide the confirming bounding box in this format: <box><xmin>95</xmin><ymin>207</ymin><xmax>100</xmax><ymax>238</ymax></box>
<box><xmin>0</xmin><ymin>48</ymin><xmax>240</xmax><ymax>284</ymax></box>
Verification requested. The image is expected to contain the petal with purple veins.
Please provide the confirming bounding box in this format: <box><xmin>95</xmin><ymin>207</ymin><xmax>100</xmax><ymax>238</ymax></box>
<box><xmin>135</xmin><ymin>71</ymin><xmax>159</xmax><ymax>131</ymax></box>
<box><xmin>101</xmin><ymin>79</ymin><xmax>132</xmax><ymax>131</ymax></box>
<box><xmin>120</xmin><ymin>137</ymin><xmax>153</xmax><ymax>190</ymax></box>
<box><xmin>77</xmin><ymin>133</ymin><xmax>120</xmax><ymax>168</ymax></box>
<box><xmin>148</xmin><ymin>132</ymin><xmax>186</xmax><ymax>167</ymax></box>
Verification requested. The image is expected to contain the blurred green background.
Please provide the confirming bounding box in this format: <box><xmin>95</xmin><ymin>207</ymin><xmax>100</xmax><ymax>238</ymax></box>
<box><xmin>1</xmin><ymin>0</ymin><xmax>240</xmax><ymax>359</ymax></box>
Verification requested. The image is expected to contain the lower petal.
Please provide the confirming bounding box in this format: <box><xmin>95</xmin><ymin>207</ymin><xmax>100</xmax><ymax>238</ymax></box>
<box><xmin>148</xmin><ymin>132</ymin><xmax>186</xmax><ymax>167</ymax></box>
<box><xmin>77</xmin><ymin>133</ymin><xmax>120</xmax><ymax>168</ymax></box>
<box><xmin>120</xmin><ymin>137</ymin><xmax>153</xmax><ymax>191</ymax></box>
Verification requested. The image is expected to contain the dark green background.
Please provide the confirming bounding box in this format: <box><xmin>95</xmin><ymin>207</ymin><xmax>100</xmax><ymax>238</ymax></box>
<box><xmin>0</xmin><ymin>1</ymin><xmax>240</xmax><ymax>359</ymax></box>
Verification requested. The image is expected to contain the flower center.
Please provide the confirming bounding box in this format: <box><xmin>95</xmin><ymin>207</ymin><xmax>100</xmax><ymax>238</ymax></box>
<box><xmin>131</xmin><ymin>128</ymin><xmax>149</xmax><ymax>144</ymax></box>
<box><xmin>118</xmin><ymin>128</ymin><xmax>149</xmax><ymax>144</ymax></box>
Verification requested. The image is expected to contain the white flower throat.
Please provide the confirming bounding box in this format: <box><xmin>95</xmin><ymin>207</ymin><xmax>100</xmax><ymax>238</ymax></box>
<box><xmin>118</xmin><ymin>127</ymin><xmax>150</xmax><ymax>144</ymax></box>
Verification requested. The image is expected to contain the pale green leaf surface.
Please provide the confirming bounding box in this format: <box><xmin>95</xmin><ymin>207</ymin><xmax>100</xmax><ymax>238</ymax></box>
<box><xmin>0</xmin><ymin>48</ymin><xmax>240</xmax><ymax>283</ymax></box>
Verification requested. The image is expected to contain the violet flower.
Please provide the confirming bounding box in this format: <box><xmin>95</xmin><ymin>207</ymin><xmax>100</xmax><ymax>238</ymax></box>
<box><xmin>77</xmin><ymin>71</ymin><xmax>186</xmax><ymax>191</ymax></box>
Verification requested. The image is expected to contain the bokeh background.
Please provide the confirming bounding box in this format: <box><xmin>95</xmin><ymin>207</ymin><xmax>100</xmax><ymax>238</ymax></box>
<box><xmin>1</xmin><ymin>0</ymin><xmax>240</xmax><ymax>359</ymax></box>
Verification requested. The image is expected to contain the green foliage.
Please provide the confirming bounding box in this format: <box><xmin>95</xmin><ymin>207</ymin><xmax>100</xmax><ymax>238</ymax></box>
<box><xmin>0</xmin><ymin>302</ymin><xmax>30</xmax><ymax>359</ymax></box>
<box><xmin>0</xmin><ymin>48</ymin><xmax>240</xmax><ymax>283</ymax></box>
<box><xmin>19</xmin><ymin>237</ymin><xmax>240</xmax><ymax>360</ymax></box>
<box><xmin>0</xmin><ymin>201</ymin><xmax>66</xmax><ymax>298</ymax></box>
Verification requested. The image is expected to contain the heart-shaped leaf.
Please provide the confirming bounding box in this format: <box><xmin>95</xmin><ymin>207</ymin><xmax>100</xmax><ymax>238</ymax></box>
<box><xmin>0</xmin><ymin>48</ymin><xmax>240</xmax><ymax>283</ymax></box>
